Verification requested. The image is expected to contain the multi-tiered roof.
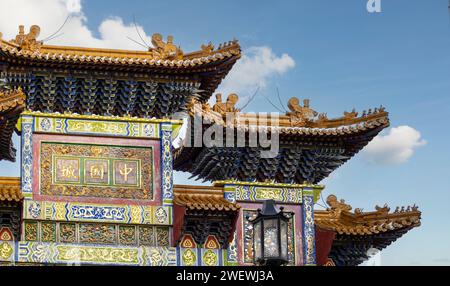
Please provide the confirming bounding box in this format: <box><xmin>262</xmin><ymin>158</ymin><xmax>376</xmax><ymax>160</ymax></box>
<box><xmin>0</xmin><ymin>25</ymin><xmax>241</xmax><ymax>161</ymax></box>
<box><xmin>175</xmin><ymin>95</ymin><xmax>390</xmax><ymax>184</ymax></box>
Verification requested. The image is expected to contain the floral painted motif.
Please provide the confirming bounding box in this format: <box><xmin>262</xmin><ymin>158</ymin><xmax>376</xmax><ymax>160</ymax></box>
<box><xmin>203</xmin><ymin>250</ymin><xmax>218</xmax><ymax>266</ymax></box>
<box><xmin>155</xmin><ymin>207</ymin><xmax>168</xmax><ymax>224</ymax></box>
<box><xmin>182</xmin><ymin>248</ymin><xmax>196</xmax><ymax>266</ymax></box>
<box><xmin>27</xmin><ymin>202</ymin><xmax>41</xmax><ymax>219</ymax></box>
<box><xmin>59</xmin><ymin>223</ymin><xmax>76</xmax><ymax>243</ymax></box>
<box><xmin>24</xmin><ymin>222</ymin><xmax>38</xmax><ymax>241</ymax></box>
<box><xmin>79</xmin><ymin>223</ymin><xmax>116</xmax><ymax>245</ymax></box>
<box><xmin>156</xmin><ymin>227</ymin><xmax>170</xmax><ymax>246</ymax></box>
<box><xmin>41</xmin><ymin>222</ymin><xmax>56</xmax><ymax>242</ymax></box>
<box><xmin>0</xmin><ymin>242</ymin><xmax>13</xmax><ymax>260</ymax></box>
<box><xmin>119</xmin><ymin>226</ymin><xmax>136</xmax><ymax>245</ymax></box>
<box><xmin>139</xmin><ymin>226</ymin><xmax>155</xmax><ymax>246</ymax></box>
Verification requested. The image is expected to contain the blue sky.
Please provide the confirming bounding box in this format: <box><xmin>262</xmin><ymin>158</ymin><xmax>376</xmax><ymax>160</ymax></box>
<box><xmin>1</xmin><ymin>0</ymin><xmax>450</xmax><ymax>265</ymax></box>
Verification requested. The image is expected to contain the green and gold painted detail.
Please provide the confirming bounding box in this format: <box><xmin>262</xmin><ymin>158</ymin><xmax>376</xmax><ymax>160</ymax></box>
<box><xmin>22</xmin><ymin>220</ymin><xmax>170</xmax><ymax>247</ymax></box>
<box><xmin>0</xmin><ymin>241</ymin><xmax>14</xmax><ymax>262</ymax></box>
<box><xmin>118</xmin><ymin>226</ymin><xmax>137</xmax><ymax>245</ymax></box>
<box><xmin>179</xmin><ymin>248</ymin><xmax>226</xmax><ymax>266</ymax></box>
<box><xmin>23</xmin><ymin>111</ymin><xmax>183</xmax><ymax>137</ymax></box>
<box><xmin>18</xmin><ymin>242</ymin><xmax>178</xmax><ymax>266</ymax></box>
<box><xmin>41</xmin><ymin>222</ymin><xmax>56</xmax><ymax>242</ymax></box>
<box><xmin>39</xmin><ymin>142</ymin><xmax>153</xmax><ymax>200</ymax></box>
<box><xmin>24</xmin><ymin>221</ymin><xmax>38</xmax><ymax>241</ymax></box>
<box><xmin>221</xmin><ymin>181</ymin><xmax>324</xmax><ymax>204</ymax></box>
<box><xmin>23</xmin><ymin>200</ymin><xmax>172</xmax><ymax>225</ymax></box>
<box><xmin>8</xmin><ymin>241</ymin><xmax>230</xmax><ymax>266</ymax></box>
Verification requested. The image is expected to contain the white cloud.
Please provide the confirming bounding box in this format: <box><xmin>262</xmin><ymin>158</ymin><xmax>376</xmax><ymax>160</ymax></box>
<box><xmin>0</xmin><ymin>1</ymin><xmax>294</xmax><ymax>99</ymax></box>
<box><xmin>362</xmin><ymin>125</ymin><xmax>427</xmax><ymax>165</ymax></box>
<box><xmin>217</xmin><ymin>46</ymin><xmax>295</xmax><ymax>98</ymax></box>
<box><xmin>0</xmin><ymin>0</ymin><xmax>152</xmax><ymax>50</ymax></box>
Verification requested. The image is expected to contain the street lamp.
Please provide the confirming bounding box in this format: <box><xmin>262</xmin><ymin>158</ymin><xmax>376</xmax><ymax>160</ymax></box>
<box><xmin>251</xmin><ymin>199</ymin><xmax>289</xmax><ymax>266</ymax></box>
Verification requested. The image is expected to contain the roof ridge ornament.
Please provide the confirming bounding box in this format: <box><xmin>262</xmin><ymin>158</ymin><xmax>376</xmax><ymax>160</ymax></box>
<box><xmin>326</xmin><ymin>194</ymin><xmax>352</xmax><ymax>216</ymax></box>
<box><xmin>149</xmin><ymin>33</ymin><xmax>183</xmax><ymax>60</ymax></box>
<box><xmin>287</xmin><ymin>97</ymin><xmax>319</xmax><ymax>126</ymax></box>
<box><xmin>212</xmin><ymin>93</ymin><xmax>240</xmax><ymax>114</ymax></box>
<box><xmin>10</xmin><ymin>25</ymin><xmax>43</xmax><ymax>52</ymax></box>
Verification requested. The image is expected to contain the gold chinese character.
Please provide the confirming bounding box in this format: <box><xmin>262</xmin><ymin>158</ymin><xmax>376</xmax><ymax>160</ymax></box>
<box><xmin>61</xmin><ymin>164</ymin><xmax>77</xmax><ymax>179</ymax></box>
<box><xmin>119</xmin><ymin>164</ymin><xmax>133</xmax><ymax>182</ymax></box>
<box><xmin>90</xmin><ymin>165</ymin><xmax>104</xmax><ymax>179</ymax></box>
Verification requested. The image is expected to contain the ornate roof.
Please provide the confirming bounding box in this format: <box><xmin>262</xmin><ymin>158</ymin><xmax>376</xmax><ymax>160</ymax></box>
<box><xmin>315</xmin><ymin>195</ymin><xmax>421</xmax><ymax>235</ymax></box>
<box><xmin>191</xmin><ymin>94</ymin><xmax>389</xmax><ymax>131</ymax></box>
<box><xmin>0</xmin><ymin>177</ymin><xmax>22</xmax><ymax>202</ymax></box>
<box><xmin>315</xmin><ymin>195</ymin><xmax>421</xmax><ymax>266</ymax></box>
<box><xmin>0</xmin><ymin>26</ymin><xmax>240</xmax><ymax>69</ymax></box>
<box><xmin>0</xmin><ymin>25</ymin><xmax>241</xmax><ymax>125</ymax></box>
<box><xmin>0</xmin><ymin>88</ymin><xmax>25</xmax><ymax>162</ymax></box>
<box><xmin>174</xmin><ymin>95</ymin><xmax>390</xmax><ymax>184</ymax></box>
<box><xmin>174</xmin><ymin>185</ymin><xmax>240</xmax><ymax>212</ymax></box>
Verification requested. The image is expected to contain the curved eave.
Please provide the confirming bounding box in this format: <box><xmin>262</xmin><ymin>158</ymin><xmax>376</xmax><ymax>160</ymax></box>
<box><xmin>0</xmin><ymin>40</ymin><xmax>241</xmax><ymax>72</ymax></box>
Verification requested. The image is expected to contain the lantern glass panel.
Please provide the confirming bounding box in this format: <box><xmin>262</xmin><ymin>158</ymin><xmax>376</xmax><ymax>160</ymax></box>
<box><xmin>263</xmin><ymin>219</ymin><xmax>279</xmax><ymax>258</ymax></box>
<box><xmin>253</xmin><ymin>220</ymin><xmax>262</xmax><ymax>261</ymax></box>
<box><xmin>280</xmin><ymin>219</ymin><xmax>288</xmax><ymax>260</ymax></box>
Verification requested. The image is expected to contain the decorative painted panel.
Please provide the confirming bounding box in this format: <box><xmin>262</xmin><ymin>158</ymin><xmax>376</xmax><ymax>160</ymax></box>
<box><xmin>24</xmin><ymin>221</ymin><xmax>38</xmax><ymax>241</ymax></box>
<box><xmin>139</xmin><ymin>226</ymin><xmax>155</xmax><ymax>246</ymax></box>
<box><xmin>118</xmin><ymin>226</ymin><xmax>137</xmax><ymax>246</ymax></box>
<box><xmin>7</xmin><ymin>241</ymin><xmax>230</xmax><ymax>266</ymax></box>
<box><xmin>155</xmin><ymin>226</ymin><xmax>170</xmax><ymax>247</ymax></box>
<box><xmin>180</xmin><ymin>248</ymin><xmax>197</xmax><ymax>266</ymax></box>
<box><xmin>234</xmin><ymin>185</ymin><xmax>302</xmax><ymax>204</ymax></box>
<box><xmin>60</xmin><ymin>223</ymin><xmax>77</xmax><ymax>243</ymax></box>
<box><xmin>17</xmin><ymin>242</ymin><xmax>181</xmax><ymax>266</ymax></box>
<box><xmin>302</xmin><ymin>195</ymin><xmax>316</xmax><ymax>266</ymax></box>
<box><xmin>34</xmin><ymin>116</ymin><xmax>160</xmax><ymax>139</ymax></box>
<box><xmin>161</xmin><ymin>124</ymin><xmax>174</xmax><ymax>206</ymax></box>
<box><xmin>0</xmin><ymin>241</ymin><xmax>14</xmax><ymax>262</ymax></box>
<box><xmin>24</xmin><ymin>220</ymin><xmax>170</xmax><ymax>247</ymax></box>
<box><xmin>18</xmin><ymin>242</ymin><xmax>178</xmax><ymax>266</ymax></box>
<box><xmin>21</xmin><ymin>115</ymin><xmax>34</xmax><ymax>197</ymax></box>
<box><xmin>32</xmin><ymin>133</ymin><xmax>162</xmax><ymax>205</ymax></box>
<box><xmin>41</xmin><ymin>222</ymin><xmax>56</xmax><ymax>242</ymax></box>
<box><xmin>201</xmin><ymin>249</ymin><xmax>220</xmax><ymax>266</ymax></box>
<box><xmin>0</xmin><ymin>227</ymin><xmax>15</xmax><ymax>263</ymax></box>
<box><xmin>39</xmin><ymin>142</ymin><xmax>153</xmax><ymax>200</ymax></box>
<box><xmin>79</xmin><ymin>223</ymin><xmax>116</xmax><ymax>245</ymax></box>
<box><xmin>23</xmin><ymin>200</ymin><xmax>171</xmax><ymax>225</ymax></box>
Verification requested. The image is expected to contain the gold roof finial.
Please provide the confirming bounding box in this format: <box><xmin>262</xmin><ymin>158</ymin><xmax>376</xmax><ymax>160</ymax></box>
<box><xmin>212</xmin><ymin>93</ymin><xmax>240</xmax><ymax>115</ymax></box>
<box><xmin>10</xmin><ymin>24</ymin><xmax>42</xmax><ymax>51</ymax></box>
<box><xmin>149</xmin><ymin>33</ymin><xmax>183</xmax><ymax>60</ymax></box>
<box><xmin>287</xmin><ymin>97</ymin><xmax>318</xmax><ymax>126</ymax></box>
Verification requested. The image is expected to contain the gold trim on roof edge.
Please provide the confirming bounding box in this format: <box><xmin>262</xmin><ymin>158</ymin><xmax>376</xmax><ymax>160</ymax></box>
<box><xmin>314</xmin><ymin>194</ymin><xmax>421</xmax><ymax>235</ymax></box>
<box><xmin>0</xmin><ymin>177</ymin><xmax>22</xmax><ymax>202</ymax></box>
<box><xmin>190</xmin><ymin>95</ymin><xmax>389</xmax><ymax>130</ymax></box>
<box><xmin>0</xmin><ymin>25</ymin><xmax>241</xmax><ymax>67</ymax></box>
